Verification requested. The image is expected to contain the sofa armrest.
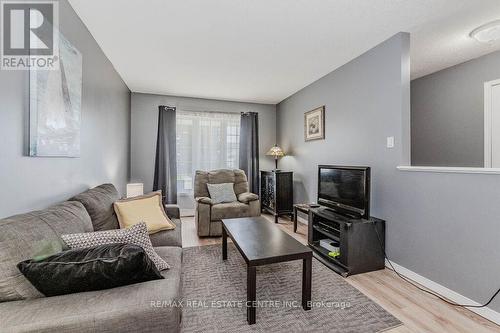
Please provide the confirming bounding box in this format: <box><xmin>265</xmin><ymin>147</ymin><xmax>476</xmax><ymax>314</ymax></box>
<box><xmin>195</xmin><ymin>199</ymin><xmax>211</xmax><ymax>237</ymax></box>
<box><xmin>237</xmin><ymin>192</ymin><xmax>259</xmax><ymax>204</ymax></box>
<box><xmin>152</xmin><ymin>205</ymin><xmax>182</xmax><ymax>247</ymax></box>
<box><xmin>195</xmin><ymin>197</ymin><xmax>213</xmax><ymax>205</ymax></box>
<box><xmin>164</xmin><ymin>204</ymin><xmax>180</xmax><ymax>219</ymax></box>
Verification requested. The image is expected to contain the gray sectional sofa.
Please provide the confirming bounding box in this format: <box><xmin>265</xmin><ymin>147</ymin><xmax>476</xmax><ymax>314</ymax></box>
<box><xmin>0</xmin><ymin>184</ymin><xmax>183</xmax><ymax>333</ymax></box>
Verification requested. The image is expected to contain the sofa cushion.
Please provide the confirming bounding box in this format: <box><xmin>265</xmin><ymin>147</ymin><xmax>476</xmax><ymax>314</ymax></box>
<box><xmin>61</xmin><ymin>222</ymin><xmax>170</xmax><ymax>271</ymax></box>
<box><xmin>0</xmin><ymin>246</ymin><xmax>183</xmax><ymax>333</ymax></box>
<box><xmin>113</xmin><ymin>192</ymin><xmax>175</xmax><ymax>234</ymax></box>
<box><xmin>0</xmin><ymin>201</ymin><xmax>93</xmax><ymax>302</ymax></box>
<box><xmin>149</xmin><ymin>217</ymin><xmax>182</xmax><ymax>248</ymax></box>
<box><xmin>211</xmin><ymin>201</ymin><xmax>250</xmax><ymax>221</ymax></box>
<box><xmin>18</xmin><ymin>243</ymin><xmax>163</xmax><ymax>297</ymax></box>
<box><xmin>207</xmin><ymin>183</ymin><xmax>237</xmax><ymax>204</ymax></box>
<box><xmin>208</xmin><ymin>169</ymin><xmax>235</xmax><ymax>184</ymax></box>
<box><xmin>70</xmin><ymin>184</ymin><xmax>120</xmax><ymax>231</ymax></box>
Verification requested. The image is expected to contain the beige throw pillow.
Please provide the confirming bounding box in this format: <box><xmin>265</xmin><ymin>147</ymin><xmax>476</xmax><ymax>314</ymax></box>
<box><xmin>113</xmin><ymin>191</ymin><xmax>175</xmax><ymax>234</ymax></box>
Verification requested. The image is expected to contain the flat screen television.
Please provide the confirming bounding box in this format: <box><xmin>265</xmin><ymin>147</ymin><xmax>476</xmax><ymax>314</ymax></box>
<box><xmin>317</xmin><ymin>165</ymin><xmax>370</xmax><ymax>219</ymax></box>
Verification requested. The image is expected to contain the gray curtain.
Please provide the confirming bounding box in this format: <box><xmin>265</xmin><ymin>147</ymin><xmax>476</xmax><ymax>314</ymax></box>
<box><xmin>153</xmin><ymin>106</ymin><xmax>177</xmax><ymax>204</ymax></box>
<box><xmin>239</xmin><ymin>112</ymin><xmax>259</xmax><ymax>194</ymax></box>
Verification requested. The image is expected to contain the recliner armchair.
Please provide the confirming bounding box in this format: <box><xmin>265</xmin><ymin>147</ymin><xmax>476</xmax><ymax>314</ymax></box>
<box><xmin>194</xmin><ymin>169</ymin><xmax>260</xmax><ymax>236</ymax></box>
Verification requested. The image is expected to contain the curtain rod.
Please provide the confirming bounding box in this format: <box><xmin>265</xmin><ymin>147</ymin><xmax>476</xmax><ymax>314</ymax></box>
<box><xmin>175</xmin><ymin>107</ymin><xmax>255</xmax><ymax>115</ymax></box>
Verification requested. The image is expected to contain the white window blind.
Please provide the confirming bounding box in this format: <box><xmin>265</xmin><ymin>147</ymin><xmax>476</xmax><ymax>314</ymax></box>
<box><xmin>176</xmin><ymin>110</ymin><xmax>240</xmax><ymax>194</ymax></box>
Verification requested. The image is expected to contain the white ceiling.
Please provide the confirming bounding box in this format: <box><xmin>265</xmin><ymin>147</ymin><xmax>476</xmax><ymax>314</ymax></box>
<box><xmin>69</xmin><ymin>0</ymin><xmax>500</xmax><ymax>104</ymax></box>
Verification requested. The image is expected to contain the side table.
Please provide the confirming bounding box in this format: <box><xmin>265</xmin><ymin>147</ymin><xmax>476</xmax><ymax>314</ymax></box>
<box><xmin>293</xmin><ymin>203</ymin><xmax>318</xmax><ymax>233</ymax></box>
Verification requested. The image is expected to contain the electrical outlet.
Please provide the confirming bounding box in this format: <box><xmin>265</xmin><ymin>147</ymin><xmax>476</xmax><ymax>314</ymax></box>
<box><xmin>386</xmin><ymin>136</ymin><xmax>395</xmax><ymax>148</ymax></box>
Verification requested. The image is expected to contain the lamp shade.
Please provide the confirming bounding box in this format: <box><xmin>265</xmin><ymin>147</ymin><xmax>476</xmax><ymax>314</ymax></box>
<box><xmin>266</xmin><ymin>145</ymin><xmax>285</xmax><ymax>158</ymax></box>
<box><xmin>126</xmin><ymin>183</ymin><xmax>144</xmax><ymax>198</ymax></box>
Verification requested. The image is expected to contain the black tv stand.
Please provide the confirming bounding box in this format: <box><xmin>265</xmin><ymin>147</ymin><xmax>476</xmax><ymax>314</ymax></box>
<box><xmin>323</xmin><ymin>207</ymin><xmax>361</xmax><ymax>220</ymax></box>
<box><xmin>308</xmin><ymin>207</ymin><xmax>385</xmax><ymax>277</ymax></box>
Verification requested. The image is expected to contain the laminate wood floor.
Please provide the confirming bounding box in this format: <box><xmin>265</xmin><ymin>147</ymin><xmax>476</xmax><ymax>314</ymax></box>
<box><xmin>181</xmin><ymin>213</ymin><xmax>500</xmax><ymax>333</ymax></box>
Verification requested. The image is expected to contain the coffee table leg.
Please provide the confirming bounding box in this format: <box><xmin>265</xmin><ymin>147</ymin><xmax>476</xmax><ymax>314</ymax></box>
<box><xmin>302</xmin><ymin>256</ymin><xmax>312</xmax><ymax>310</ymax></box>
<box><xmin>222</xmin><ymin>226</ymin><xmax>228</xmax><ymax>260</ymax></box>
<box><xmin>247</xmin><ymin>265</ymin><xmax>256</xmax><ymax>324</ymax></box>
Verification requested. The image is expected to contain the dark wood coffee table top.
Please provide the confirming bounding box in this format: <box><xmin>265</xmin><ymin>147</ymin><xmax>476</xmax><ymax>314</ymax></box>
<box><xmin>222</xmin><ymin>216</ymin><xmax>313</xmax><ymax>324</ymax></box>
<box><xmin>222</xmin><ymin>216</ymin><xmax>312</xmax><ymax>266</ymax></box>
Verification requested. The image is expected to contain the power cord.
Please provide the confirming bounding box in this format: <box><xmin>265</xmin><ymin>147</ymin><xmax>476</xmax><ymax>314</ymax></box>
<box><xmin>371</xmin><ymin>223</ymin><xmax>500</xmax><ymax>308</ymax></box>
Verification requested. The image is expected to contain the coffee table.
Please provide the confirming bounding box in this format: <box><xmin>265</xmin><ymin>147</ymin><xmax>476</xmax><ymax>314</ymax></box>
<box><xmin>222</xmin><ymin>216</ymin><xmax>313</xmax><ymax>325</ymax></box>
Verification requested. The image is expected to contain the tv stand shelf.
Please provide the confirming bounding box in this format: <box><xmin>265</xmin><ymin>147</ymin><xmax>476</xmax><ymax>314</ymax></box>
<box><xmin>308</xmin><ymin>207</ymin><xmax>385</xmax><ymax>277</ymax></box>
<box><xmin>312</xmin><ymin>225</ymin><xmax>339</xmax><ymax>242</ymax></box>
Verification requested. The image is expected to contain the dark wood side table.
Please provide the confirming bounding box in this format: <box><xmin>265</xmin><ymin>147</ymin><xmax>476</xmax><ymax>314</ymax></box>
<box><xmin>222</xmin><ymin>216</ymin><xmax>312</xmax><ymax>325</ymax></box>
<box><xmin>293</xmin><ymin>204</ymin><xmax>318</xmax><ymax>233</ymax></box>
<box><xmin>260</xmin><ymin>171</ymin><xmax>294</xmax><ymax>223</ymax></box>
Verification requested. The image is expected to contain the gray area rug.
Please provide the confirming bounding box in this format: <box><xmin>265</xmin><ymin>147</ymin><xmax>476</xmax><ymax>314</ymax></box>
<box><xmin>181</xmin><ymin>244</ymin><xmax>401</xmax><ymax>333</ymax></box>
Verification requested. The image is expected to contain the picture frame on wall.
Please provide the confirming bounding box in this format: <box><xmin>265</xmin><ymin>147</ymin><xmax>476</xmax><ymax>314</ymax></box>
<box><xmin>29</xmin><ymin>33</ymin><xmax>83</xmax><ymax>157</ymax></box>
<box><xmin>304</xmin><ymin>106</ymin><xmax>325</xmax><ymax>141</ymax></box>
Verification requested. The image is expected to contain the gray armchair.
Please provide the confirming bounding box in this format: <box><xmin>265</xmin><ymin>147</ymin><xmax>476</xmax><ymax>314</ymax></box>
<box><xmin>194</xmin><ymin>169</ymin><xmax>260</xmax><ymax>236</ymax></box>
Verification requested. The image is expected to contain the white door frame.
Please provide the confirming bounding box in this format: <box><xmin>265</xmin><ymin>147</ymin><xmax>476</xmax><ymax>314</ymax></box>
<box><xmin>484</xmin><ymin>79</ymin><xmax>500</xmax><ymax>168</ymax></box>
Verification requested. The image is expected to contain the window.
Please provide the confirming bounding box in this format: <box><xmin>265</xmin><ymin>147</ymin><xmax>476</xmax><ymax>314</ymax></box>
<box><xmin>176</xmin><ymin>111</ymin><xmax>240</xmax><ymax>194</ymax></box>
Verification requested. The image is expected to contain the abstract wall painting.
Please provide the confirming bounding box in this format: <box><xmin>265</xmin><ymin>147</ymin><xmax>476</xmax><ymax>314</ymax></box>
<box><xmin>29</xmin><ymin>33</ymin><xmax>82</xmax><ymax>157</ymax></box>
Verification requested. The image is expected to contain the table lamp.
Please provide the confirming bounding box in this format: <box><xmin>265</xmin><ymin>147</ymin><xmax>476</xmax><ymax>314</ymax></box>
<box><xmin>266</xmin><ymin>145</ymin><xmax>285</xmax><ymax>170</ymax></box>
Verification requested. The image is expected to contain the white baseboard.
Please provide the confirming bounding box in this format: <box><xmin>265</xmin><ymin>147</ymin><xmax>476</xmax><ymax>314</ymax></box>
<box><xmin>385</xmin><ymin>259</ymin><xmax>500</xmax><ymax>325</ymax></box>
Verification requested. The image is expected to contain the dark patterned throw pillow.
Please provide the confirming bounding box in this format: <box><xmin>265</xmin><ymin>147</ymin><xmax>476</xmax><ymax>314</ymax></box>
<box><xmin>61</xmin><ymin>222</ymin><xmax>169</xmax><ymax>270</ymax></box>
<box><xmin>18</xmin><ymin>243</ymin><xmax>163</xmax><ymax>296</ymax></box>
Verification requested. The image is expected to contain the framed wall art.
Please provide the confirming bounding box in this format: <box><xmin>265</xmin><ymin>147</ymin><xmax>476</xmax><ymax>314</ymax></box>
<box><xmin>29</xmin><ymin>33</ymin><xmax>82</xmax><ymax>157</ymax></box>
<box><xmin>304</xmin><ymin>106</ymin><xmax>325</xmax><ymax>141</ymax></box>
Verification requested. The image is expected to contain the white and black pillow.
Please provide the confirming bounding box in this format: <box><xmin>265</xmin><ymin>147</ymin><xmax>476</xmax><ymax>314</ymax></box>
<box><xmin>207</xmin><ymin>183</ymin><xmax>237</xmax><ymax>204</ymax></box>
<box><xmin>61</xmin><ymin>222</ymin><xmax>169</xmax><ymax>270</ymax></box>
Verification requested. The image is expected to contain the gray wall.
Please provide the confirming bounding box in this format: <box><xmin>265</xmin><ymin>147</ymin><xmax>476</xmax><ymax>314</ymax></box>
<box><xmin>411</xmin><ymin>49</ymin><xmax>500</xmax><ymax>167</ymax></box>
<box><xmin>277</xmin><ymin>32</ymin><xmax>500</xmax><ymax>313</ymax></box>
<box><xmin>130</xmin><ymin>92</ymin><xmax>276</xmax><ymax>209</ymax></box>
<box><xmin>0</xmin><ymin>0</ymin><xmax>131</xmax><ymax>218</ymax></box>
